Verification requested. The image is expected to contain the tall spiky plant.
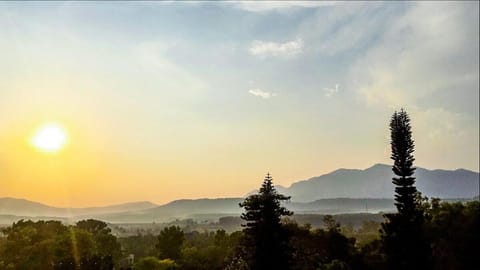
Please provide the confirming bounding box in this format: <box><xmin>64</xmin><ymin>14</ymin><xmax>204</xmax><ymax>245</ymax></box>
<box><xmin>390</xmin><ymin>109</ymin><xmax>418</xmax><ymax>215</ymax></box>
<box><xmin>382</xmin><ymin>109</ymin><xmax>431</xmax><ymax>270</ymax></box>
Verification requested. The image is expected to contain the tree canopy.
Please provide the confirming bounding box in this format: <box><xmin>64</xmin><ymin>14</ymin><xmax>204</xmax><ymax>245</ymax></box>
<box><xmin>0</xmin><ymin>219</ymin><xmax>120</xmax><ymax>270</ymax></box>
<box><xmin>238</xmin><ymin>173</ymin><xmax>293</xmax><ymax>270</ymax></box>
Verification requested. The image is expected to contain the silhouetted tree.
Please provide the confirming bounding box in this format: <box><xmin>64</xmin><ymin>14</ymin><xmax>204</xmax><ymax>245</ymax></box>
<box><xmin>389</xmin><ymin>110</ymin><xmax>418</xmax><ymax>215</ymax></box>
<box><xmin>238</xmin><ymin>173</ymin><xmax>293</xmax><ymax>270</ymax></box>
<box><xmin>381</xmin><ymin>109</ymin><xmax>431</xmax><ymax>270</ymax></box>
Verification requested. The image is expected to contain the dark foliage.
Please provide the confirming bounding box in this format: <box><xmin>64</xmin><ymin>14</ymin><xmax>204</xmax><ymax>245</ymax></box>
<box><xmin>0</xmin><ymin>201</ymin><xmax>477</xmax><ymax>270</ymax></box>
<box><xmin>285</xmin><ymin>220</ymin><xmax>364</xmax><ymax>270</ymax></box>
<box><xmin>0</xmin><ymin>219</ymin><xmax>120</xmax><ymax>270</ymax></box>
<box><xmin>381</xmin><ymin>109</ymin><xmax>431</xmax><ymax>270</ymax></box>
<box><xmin>422</xmin><ymin>198</ymin><xmax>479</xmax><ymax>270</ymax></box>
<box><xmin>389</xmin><ymin>109</ymin><xmax>418</xmax><ymax>215</ymax></box>
<box><xmin>238</xmin><ymin>173</ymin><xmax>293</xmax><ymax>270</ymax></box>
<box><xmin>118</xmin><ymin>234</ymin><xmax>158</xmax><ymax>258</ymax></box>
<box><xmin>156</xmin><ymin>226</ymin><xmax>185</xmax><ymax>261</ymax></box>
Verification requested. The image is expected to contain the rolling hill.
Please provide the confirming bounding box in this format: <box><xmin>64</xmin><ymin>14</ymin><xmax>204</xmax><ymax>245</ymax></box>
<box><xmin>0</xmin><ymin>197</ymin><xmax>157</xmax><ymax>217</ymax></box>
<box><xmin>92</xmin><ymin>198</ymin><xmax>398</xmax><ymax>223</ymax></box>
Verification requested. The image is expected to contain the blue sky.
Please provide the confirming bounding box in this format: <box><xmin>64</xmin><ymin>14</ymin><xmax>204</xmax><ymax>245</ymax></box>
<box><xmin>0</xmin><ymin>1</ymin><xmax>478</xmax><ymax>206</ymax></box>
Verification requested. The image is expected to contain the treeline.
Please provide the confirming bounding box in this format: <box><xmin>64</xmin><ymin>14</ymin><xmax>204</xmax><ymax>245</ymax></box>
<box><xmin>0</xmin><ymin>199</ymin><xmax>477</xmax><ymax>270</ymax></box>
<box><xmin>0</xmin><ymin>219</ymin><xmax>121</xmax><ymax>269</ymax></box>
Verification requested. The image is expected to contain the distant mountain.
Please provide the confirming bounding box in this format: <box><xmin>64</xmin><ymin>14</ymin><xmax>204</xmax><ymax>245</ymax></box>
<box><xmin>252</xmin><ymin>164</ymin><xmax>479</xmax><ymax>202</ymax></box>
<box><xmin>0</xmin><ymin>164</ymin><xmax>477</xmax><ymax>224</ymax></box>
<box><xmin>94</xmin><ymin>198</ymin><xmax>245</xmax><ymax>223</ymax></box>
<box><xmin>94</xmin><ymin>198</ymin><xmax>400</xmax><ymax>223</ymax></box>
<box><xmin>287</xmin><ymin>198</ymin><xmax>395</xmax><ymax>214</ymax></box>
<box><xmin>0</xmin><ymin>197</ymin><xmax>157</xmax><ymax>217</ymax></box>
<box><xmin>0</xmin><ymin>197</ymin><xmax>398</xmax><ymax>224</ymax></box>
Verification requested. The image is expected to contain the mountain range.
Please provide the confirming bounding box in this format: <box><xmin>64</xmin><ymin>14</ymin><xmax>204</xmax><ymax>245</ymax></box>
<box><xmin>1</xmin><ymin>164</ymin><xmax>478</xmax><ymax>224</ymax></box>
<box><xmin>0</xmin><ymin>197</ymin><xmax>157</xmax><ymax>217</ymax></box>
<box><xmin>257</xmin><ymin>163</ymin><xmax>479</xmax><ymax>202</ymax></box>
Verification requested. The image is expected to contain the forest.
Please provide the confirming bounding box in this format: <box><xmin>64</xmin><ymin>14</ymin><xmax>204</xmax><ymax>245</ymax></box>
<box><xmin>0</xmin><ymin>110</ymin><xmax>478</xmax><ymax>270</ymax></box>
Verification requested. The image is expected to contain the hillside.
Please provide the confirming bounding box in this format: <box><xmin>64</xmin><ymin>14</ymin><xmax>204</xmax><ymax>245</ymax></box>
<box><xmin>87</xmin><ymin>198</ymin><xmax>399</xmax><ymax>223</ymax></box>
<box><xmin>0</xmin><ymin>197</ymin><xmax>157</xmax><ymax>217</ymax></box>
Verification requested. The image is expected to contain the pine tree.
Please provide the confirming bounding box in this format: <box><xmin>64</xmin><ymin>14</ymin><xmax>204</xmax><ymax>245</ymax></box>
<box><xmin>239</xmin><ymin>173</ymin><xmax>293</xmax><ymax>270</ymax></box>
<box><xmin>390</xmin><ymin>109</ymin><xmax>418</xmax><ymax>215</ymax></box>
<box><xmin>381</xmin><ymin>109</ymin><xmax>431</xmax><ymax>270</ymax></box>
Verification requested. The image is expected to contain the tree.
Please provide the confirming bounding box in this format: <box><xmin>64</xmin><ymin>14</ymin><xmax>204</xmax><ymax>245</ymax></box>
<box><xmin>381</xmin><ymin>109</ymin><xmax>431</xmax><ymax>270</ymax></box>
<box><xmin>1</xmin><ymin>220</ymin><xmax>68</xmax><ymax>269</ymax></box>
<box><xmin>156</xmin><ymin>226</ymin><xmax>185</xmax><ymax>261</ymax></box>
<box><xmin>421</xmin><ymin>199</ymin><xmax>480</xmax><ymax>270</ymax></box>
<box><xmin>76</xmin><ymin>219</ymin><xmax>111</xmax><ymax>235</ymax></box>
<box><xmin>0</xmin><ymin>219</ymin><xmax>121</xmax><ymax>270</ymax></box>
<box><xmin>389</xmin><ymin>110</ymin><xmax>418</xmax><ymax>215</ymax></box>
<box><xmin>180</xmin><ymin>230</ymin><xmax>239</xmax><ymax>270</ymax></box>
<box><xmin>76</xmin><ymin>219</ymin><xmax>121</xmax><ymax>267</ymax></box>
<box><xmin>238</xmin><ymin>173</ymin><xmax>293</xmax><ymax>270</ymax></box>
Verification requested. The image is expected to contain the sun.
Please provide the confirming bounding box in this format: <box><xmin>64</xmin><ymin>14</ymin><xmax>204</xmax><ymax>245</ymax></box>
<box><xmin>31</xmin><ymin>123</ymin><xmax>68</xmax><ymax>153</ymax></box>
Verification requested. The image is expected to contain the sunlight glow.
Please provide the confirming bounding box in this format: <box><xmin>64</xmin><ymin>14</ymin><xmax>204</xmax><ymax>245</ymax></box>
<box><xmin>31</xmin><ymin>123</ymin><xmax>67</xmax><ymax>153</ymax></box>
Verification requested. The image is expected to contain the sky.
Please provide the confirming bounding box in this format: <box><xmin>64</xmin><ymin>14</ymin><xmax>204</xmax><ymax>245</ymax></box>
<box><xmin>0</xmin><ymin>1</ymin><xmax>478</xmax><ymax>207</ymax></box>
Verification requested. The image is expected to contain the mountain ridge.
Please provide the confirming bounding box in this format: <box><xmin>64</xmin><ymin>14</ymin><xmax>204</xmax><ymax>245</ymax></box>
<box><xmin>0</xmin><ymin>197</ymin><xmax>157</xmax><ymax>217</ymax></box>
<box><xmin>1</xmin><ymin>164</ymin><xmax>478</xmax><ymax>223</ymax></box>
<box><xmin>271</xmin><ymin>163</ymin><xmax>479</xmax><ymax>202</ymax></box>
<box><xmin>283</xmin><ymin>163</ymin><xmax>477</xmax><ymax>189</ymax></box>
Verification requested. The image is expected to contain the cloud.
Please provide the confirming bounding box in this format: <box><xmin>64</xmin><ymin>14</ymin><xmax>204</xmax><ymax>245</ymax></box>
<box><xmin>295</xmin><ymin>3</ymin><xmax>388</xmax><ymax>56</ymax></box>
<box><xmin>249</xmin><ymin>39</ymin><xmax>303</xmax><ymax>58</ymax></box>
<box><xmin>231</xmin><ymin>1</ymin><xmax>336</xmax><ymax>12</ymax></box>
<box><xmin>248</xmin><ymin>89</ymin><xmax>277</xmax><ymax>99</ymax></box>
<box><xmin>324</xmin><ymin>84</ymin><xmax>339</xmax><ymax>97</ymax></box>
<box><xmin>345</xmin><ymin>2</ymin><xmax>479</xmax><ymax>169</ymax></box>
<box><xmin>133</xmin><ymin>41</ymin><xmax>207</xmax><ymax>95</ymax></box>
<box><xmin>350</xmin><ymin>2</ymin><xmax>479</xmax><ymax>110</ymax></box>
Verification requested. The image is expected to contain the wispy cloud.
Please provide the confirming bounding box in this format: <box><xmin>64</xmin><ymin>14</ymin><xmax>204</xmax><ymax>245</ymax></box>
<box><xmin>248</xmin><ymin>89</ymin><xmax>277</xmax><ymax>99</ymax></box>
<box><xmin>351</xmin><ymin>2</ymin><xmax>479</xmax><ymax>109</ymax></box>
<box><xmin>134</xmin><ymin>41</ymin><xmax>207</xmax><ymax>94</ymax></box>
<box><xmin>249</xmin><ymin>39</ymin><xmax>303</xmax><ymax>59</ymax></box>
<box><xmin>324</xmin><ymin>84</ymin><xmax>339</xmax><ymax>97</ymax></box>
<box><xmin>346</xmin><ymin>2</ymin><xmax>479</xmax><ymax>165</ymax></box>
<box><xmin>297</xmin><ymin>3</ymin><xmax>387</xmax><ymax>56</ymax></box>
<box><xmin>231</xmin><ymin>1</ymin><xmax>337</xmax><ymax>12</ymax></box>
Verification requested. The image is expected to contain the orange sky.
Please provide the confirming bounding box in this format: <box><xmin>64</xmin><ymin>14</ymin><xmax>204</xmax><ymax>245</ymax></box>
<box><xmin>0</xmin><ymin>2</ymin><xmax>478</xmax><ymax>207</ymax></box>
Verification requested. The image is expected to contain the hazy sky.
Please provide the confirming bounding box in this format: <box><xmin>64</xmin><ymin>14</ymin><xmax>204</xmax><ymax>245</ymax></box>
<box><xmin>0</xmin><ymin>1</ymin><xmax>478</xmax><ymax>207</ymax></box>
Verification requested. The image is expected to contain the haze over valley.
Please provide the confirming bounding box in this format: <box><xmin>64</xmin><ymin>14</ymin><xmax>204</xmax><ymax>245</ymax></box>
<box><xmin>0</xmin><ymin>2</ymin><xmax>478</xmax><ymax>270</ymax></box>
<box><xmin>1</xmin><ymin>164</ymin><xmax>477</xmax><ymax>224</ymax></box>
